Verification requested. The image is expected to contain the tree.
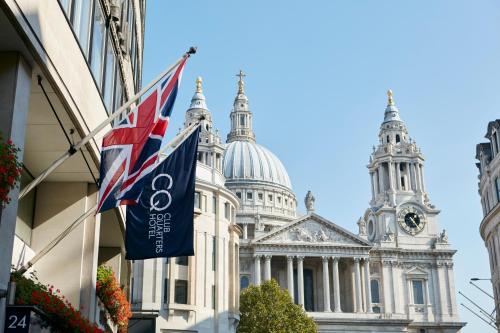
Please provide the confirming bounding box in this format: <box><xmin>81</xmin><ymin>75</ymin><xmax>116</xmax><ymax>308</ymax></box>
<box><xmin>238</xmin><ymin>279</ymin><xmax>317</xmax><ymax>333</ymax></box>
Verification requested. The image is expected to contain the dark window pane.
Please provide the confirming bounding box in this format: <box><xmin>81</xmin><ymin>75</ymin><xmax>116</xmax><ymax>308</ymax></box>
<box><xmin>176</xmin><ymin>256</ymin><xmax>188</xmax><ymax>266</ymax></box>
<box><xmin>412</xmin><ymin>280</ymin><xmax>424</xmax><ymax>305</ymax></box>
<box><xmin>212</xmin><ymin>237</ymin><xmax>216</xmax><ymax>271</ymax></box>
<box><xmin>103</xmin><ymin>37</ymin><xmax>116</xmax><ymax>113</ymax></box>
<box><xmin>90</xmin><ymin>0</ymin><xmax>106</xmax><ymax>88</ymax></box>
<box><xmin>163</xmin><ymin>278</ymin><xmax>169</xmax><ymax>304</ymax></box>
<box><xmin>212</xmin><ymin>285</ymin><xmax>216</xmax><ymax>309</ymax></box>
<box><xmin>370</xmin><ymin>279</ymin><xmax>380</xmax><ymax>303</ymax></box>
<box><xmin>194</xmin><ymin>192</ymin><xmax>201</xmax><ymax>209</ymax></box>
<box><xmin>72</xmin><ymin>0</ymin><xmax>93</xmax><ymax>56</ymax></box>
<box><xmin>212</xmin><ymin>196</ymin><xmax>217</xmax><ymax>214</ymax></box>
<box><xmin>174</xmin><ymin>280</ymin><xmax>188</xmax><ymax>304</ymax></box>
<box><xmin>240</xmin><ymin>276</ymin><xmax>249</xmax><ymax>290</ymax></box>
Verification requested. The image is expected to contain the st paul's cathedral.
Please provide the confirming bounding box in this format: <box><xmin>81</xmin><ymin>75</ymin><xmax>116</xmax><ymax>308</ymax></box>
<box><xmin>131</xmin><ymin>73</ymin><xmax>465</xmax><ymax>333</ymax></box>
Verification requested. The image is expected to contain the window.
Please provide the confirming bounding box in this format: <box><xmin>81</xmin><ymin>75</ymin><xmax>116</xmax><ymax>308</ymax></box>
<box><xmin>212</xmin><ymin>237</ymin><xmax>216</xmax><ymax>271</ymax></box>
<box><xmin>236</xmin><ymin>192</ymin><xmax>242</xmax><ymax>199</ymax></box>
<box><xmin>240</xmin><ymin>115</ymin><xmax>245</xmax><ymax>126</ymax></box>
<box><xmin>258</xmin><ymin>193</ymin><xmax>263</xmax><ymax>200</ymax></box>
<box><xmin>174</xmin><ymin>280</ymin><xmax>188</xmax><ymax>304</ymax></box>
<box><xmin>194</xmin><ymin>191</ymin><xmax>201</xmax><ymax>209</ymax></box>
<box><xmin>103</xmin><ymin>36</ymin><xmax>116</xmax><ymax>113</ymax></box>
<box><xmin>202</xmin><ymin>195</ymin><xmax>207</xmax><ymax>212</ymax></box>
<box><xmin>212</xmin><ymin>196</ymin><xmax>217</xmax><ymax>214</ymax></box>
<box><xmin>496</xmin><ymin>178</ymin><xmax>500</xmax><ymax>203</ymax></box>
<box><xmin>89</xmin><ymin>0</ymin><xmax>106</xmax><ymax>87</ymax></box>
<box><xmin>224</xmin><ymin>202</ymin><xmax>230</xmax><ymax>220</ymax></box>
<box><xmin>285</xmin><ymin>198</ymin><xmax>288</xmax><ymax>205</ymax></box>
<box><xmin>412</xmin><ymin>280</ymin><xmax>424</xmax><ymax>305</ymax></box>
<box><xmin>268</xmin><ymin>194</ymin><xmax>273</xmax><ymax>202</ymax></box>
<box><xmin>176</xmin><ymin>256</ymin><xmax>188</xmax><ymax>266</ymax></box>
<box><xmin>386</xmin><ymin>135</ymin><xmax>390</xmax><ymax>143</ymax></box>
<box><xmin>396</xmin><ymin>134</ymin><xmax>401</xmax><ymax>143</ymax></box>
<box><xmin>240</xmin><ymin>276</ymin><xmax>250</xmax><ymax>290</ymax></box>
<box><xmin>401</xmin><ymin>177</ymin><xmax>405</xmax><ymax>190</ymax></box>
<box><xmin>370</xmin><ymin>279</ymin><xmax>380</xmax><ymax>303</ymax></box>
<box><xmin>113</xmin><ymin>68</ymin><xmax>123</xmax><ymax>115</ymax></box>
<box><xmin>247</xmin><ymin>192</ymin><xmax>253</xmax><ymax>200</ymax></box>
<box><xmin>277</xmin><ymin>196</ymin><xmax>281</xmax><ymax>204</ymax></box>
<box><xmin>163</xmin><ymin>278</ymin><xmax>169</xmax><ymax>304</ymax></box>
<box><xmin>212</xmin><ymin>285</ymin><xmax>216</xmax><ymax>309</ymax></box>
<box><xmin>72</xmin><ymin>0</ymin><xmax>93</xmax><ymax>56</ymax></box>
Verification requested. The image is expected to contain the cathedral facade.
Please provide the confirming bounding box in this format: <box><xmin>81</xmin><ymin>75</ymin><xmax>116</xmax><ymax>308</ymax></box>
<box><xmin>131</xmin><ymin>74</ymin><xmax>465</xmax><ymax>333</ymax></box>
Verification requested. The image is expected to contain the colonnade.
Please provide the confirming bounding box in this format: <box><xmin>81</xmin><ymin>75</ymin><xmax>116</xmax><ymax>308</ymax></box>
<box><xmin>253</xmin><ymin>254</ymin><xmax>373</xmax><ymax>313</ymax></box>
<box><xmin>370</xmin><ymin>161</ymin><xmax>425</xmax><ymax>197</ymax></box>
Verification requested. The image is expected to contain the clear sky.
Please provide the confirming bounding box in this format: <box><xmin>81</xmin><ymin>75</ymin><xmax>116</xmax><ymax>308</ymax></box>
<box><xmin>143</xmin><ymin>1</ymin><xmax>500</xmax><ymax>331</ymax></box>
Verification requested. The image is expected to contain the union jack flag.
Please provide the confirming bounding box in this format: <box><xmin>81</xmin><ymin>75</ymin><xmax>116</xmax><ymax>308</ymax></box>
<box><xmin>97</xmin><ymin>58</ymin><xmax>187</xmax><ymax>213</ymax></box>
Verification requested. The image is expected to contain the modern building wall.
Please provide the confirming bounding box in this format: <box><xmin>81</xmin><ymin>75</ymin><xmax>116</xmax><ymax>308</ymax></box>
<box><xmin>476</xmin><ymin>119</ymin><xmax>500</xmax><ymax>330</ymax></box>
<box><xmin>0</xmin><ymin>0</ymin><xmax>145</xmax><ymax>330</ymax></box>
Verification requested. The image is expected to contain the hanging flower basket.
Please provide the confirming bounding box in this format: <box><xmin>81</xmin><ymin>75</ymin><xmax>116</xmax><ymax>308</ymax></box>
<box><xmin>11</xmin><ymin>271</ymin><xmax>105</xmax><ymax>333</ymax></box>
<box><xmin>96</xmin><ymin>266</ymin><xmax>132</xmax><ymax>332</ymax></box>
<box><xmin>0</xmin><ymin>135</ymin><xmax>22</xmax><ymax>207</ymax></box>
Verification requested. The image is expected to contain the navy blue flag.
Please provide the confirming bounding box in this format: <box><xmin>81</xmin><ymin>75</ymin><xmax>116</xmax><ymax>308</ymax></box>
<box><xmin>125</xmin><ymin>126</ymin><xmax>200</xmax><ymax>260</ymax></box>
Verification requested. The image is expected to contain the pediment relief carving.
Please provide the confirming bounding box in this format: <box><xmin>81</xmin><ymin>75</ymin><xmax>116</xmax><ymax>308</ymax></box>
<box><xmin>261</xmin><ymin>219</ymin><xmax>360</xmax><ymax>245</ymax></box>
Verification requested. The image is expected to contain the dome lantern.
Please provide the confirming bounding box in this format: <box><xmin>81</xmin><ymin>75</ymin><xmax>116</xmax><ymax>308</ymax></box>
<box><xmin>227</xmin><ymin>70</ymin><xmax>256</xmax><ymax>143</ymax></box>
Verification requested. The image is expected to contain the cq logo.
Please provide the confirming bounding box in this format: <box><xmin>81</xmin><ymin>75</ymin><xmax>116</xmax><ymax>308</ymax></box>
<box><xmin>150</xmin><ymin>173</ymin><xmax>173</xmax><ymax>211</ymax></box>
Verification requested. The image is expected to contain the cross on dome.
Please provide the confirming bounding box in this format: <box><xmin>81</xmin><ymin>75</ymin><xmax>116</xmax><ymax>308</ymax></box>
<box><xmin>196</xmin><ymin>76</ymin><xmax>203</xmax><ymax>93</ymax></box>
<box><xmin>236</xmin><ymin>70</ymin><xmax>246</xmax><ymax>94</ymax></box>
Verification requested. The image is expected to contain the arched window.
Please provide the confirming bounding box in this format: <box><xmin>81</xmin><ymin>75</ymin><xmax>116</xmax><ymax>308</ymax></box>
<box><xmin>240</xmin><ymin>276</ymin><xmax>249</xmax><ymax>290</ymax></box>
<box><xmin>396</xmin><ymin>134</ymin><xmax>400</xmax><ymax>143</ymax></box>
<box><xmin>386</xmin><ymin>135</ymin><xmax>390</xmax><ymax>143</ymax></box>
<box><xmin>371</xmin><ymin>279</ymin><xmax>380</xmax><ymax>303</ymax></box>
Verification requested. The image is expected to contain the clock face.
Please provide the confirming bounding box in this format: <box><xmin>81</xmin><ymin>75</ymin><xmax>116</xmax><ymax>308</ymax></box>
<box><xmin>398</xmin><ymin>207</ymin><xmax>425</xmax><ymax>235</ymax></box>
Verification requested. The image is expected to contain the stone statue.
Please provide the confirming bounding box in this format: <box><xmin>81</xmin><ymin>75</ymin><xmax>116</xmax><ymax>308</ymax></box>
<box><xmin>439</xmin><ymin>229</ymin><xmax>448</xmax><ymax>243</ymax></box>
<box><xmin>357</xmin><ymin>218</ymin><xmax>367</xmax><ymax>235</ymax></box>
<box><xmin>305</xmin><ymin>191</ymin><xmax>315</xmax><ymax>212</ymax></box>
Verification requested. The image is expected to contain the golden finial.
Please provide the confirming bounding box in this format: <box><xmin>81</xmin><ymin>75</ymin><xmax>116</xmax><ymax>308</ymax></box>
<box><xmin>236</xmin><ymin>70</ymin><xmax>246</xmax><ymax>94</ymax></box>
<box><xmin>387</xmin><ymin>89</ymin><xmax>394</xmax><ymax>106</ymax></box>
<box><xmin>196</xmin><ymin>76</ymin><xmax>203</xmax><ymax>93</ymax></box>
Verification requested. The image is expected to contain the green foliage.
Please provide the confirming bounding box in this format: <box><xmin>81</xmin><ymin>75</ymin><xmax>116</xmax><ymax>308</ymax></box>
<box><xmin>238</xmin><ymin>279</ymin><xmax>317</xmax><ymax>333</ymax></box>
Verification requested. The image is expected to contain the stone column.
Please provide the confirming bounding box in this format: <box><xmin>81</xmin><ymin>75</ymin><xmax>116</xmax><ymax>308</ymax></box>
<box><xmin>436</xmin><ymin>262</ymin><xmax>448</xmax><ymax>320</ymax></box>
<box><xmin>446</xmin><ymin>263</ymin><xmax>458</xmax><ymax>316</ymax></box>
<box><xmin>0</xmin><ymin>52</ymin><xmax>31</xmax><ymax>329</ymax></box>
<box><xmin>373</xmin><ymin>171</ymin><xmax>379</xmax><ymax>194</ymax></box>
<box><xmin>264</xmin><ymin>255</ymin><xmax>272</xmax><ymax>281</ymax></box>
<box><xmin>243</xmin><ymin>223</ymin><xmax>248</xmax><ymax>239</ymax></box>
<box><xmin>297</xmin><ymin>256</ymin><xmax>305</xmax><ymax>308</ymax></box>
<box><xmin>388</xmin><ymin>161</ymin><xmax>395</xmax><ymax>190</ymax></box>
<box><xmin>322</xmin><ymin>256</ymin><xmax>331</xmax><ymax>312</ymax></box>
<box><xmin>378</xmin><ymin>165</ymin><xmax>384</xmax><ymax>192</ymax></box>
<box><xmin>332</xmin><ymin>257</ymin><xmax>341</xmax><ymax>312</ymax></box>
<box><xmin>287</xmin><ymin>256</ymin><xmax>294</xmax><ymax>300</ymax></box>
<box><xmin>396</xmin><ymin>162</ymin><xmax>401</xmax><ymax>190</ymax></box>
<box><xmin>254</xmin><ymin>255</ymin><xmax>261</xmax><ymax>285</ymax></box>
<box><xmin>414</xmin><ymin>163</ymin><xmax>421</xmax><ymax>191</ymax></box>
<box><xmin>370</xmin><ymin>172</ymin><xmax>375</xmax><ymax>200</ymax></box>
<box><xmin>420</xmin><ymin>164</ymin><xmax>426</xmax><ymax>191</ymax></box>
<box><xmin>354</xmin><ymin>258</ymin><xmax>363</xmax><ymax>312</ymax></box>
<box><xmin>363</xmin><ymin>258</ymin><xmax>372</xmax><ymax>313</ymax></box>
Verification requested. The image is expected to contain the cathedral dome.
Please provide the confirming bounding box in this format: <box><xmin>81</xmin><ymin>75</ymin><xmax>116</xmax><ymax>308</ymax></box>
<box><xmin>223</xmin><ymin>140</ymin><xmax>293</xmax><ymax>190</ymax></box>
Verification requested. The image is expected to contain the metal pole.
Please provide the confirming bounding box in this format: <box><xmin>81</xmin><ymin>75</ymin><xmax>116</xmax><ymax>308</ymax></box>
<box><xmin>461</xmin><ymin>303</ymin><xmax>496</xmax><ymax>330</ymax></box>
<box><xmin>470</xmin><ymin>281</ymin><xmax>495</xmax><ymax>300</ymax></box>
<box><xmin>18</xmin><ymin>48</ymin><xmax>196</xmax><ymax>200</ymax></box>
<box><xmin>459</xmin><ymin>291</ymin><xmax>496</xmax><ymax>321</ymax></box>
<box><xmin>15</xmin><ymin>121</ymin><xmax>200</xmax><ymax>275</ymax></box>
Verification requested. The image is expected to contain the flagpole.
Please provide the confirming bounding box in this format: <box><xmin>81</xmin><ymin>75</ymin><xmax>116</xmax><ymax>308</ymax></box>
<box><xmin>18</xmin><ymin>47</ymin><xmax>197</xmax><ymax>200</ymax></box>
<box><xmin>17</xmin><ymin>204</ymin><xmax>98</xmax><ymax>275</ymax></box>
<box><xmin>158</xmin><ymin>120</ymin><xmax>203</xmax><ymax>160</ymax></box>
<box><xmin>15</xmin><ymin>119</ymin><xmax>202</xmax><ymax>275</ymax></box>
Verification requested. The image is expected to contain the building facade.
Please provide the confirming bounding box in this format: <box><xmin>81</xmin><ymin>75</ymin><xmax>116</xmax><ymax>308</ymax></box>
<box><xmin>0</xmin><ymin>0</ymin><xmax>144</xmax><ymax>330</ymax></box>
<box><xmin>476</xmin><ymin>119</ymin><xmax>500</xmax><ymax>329</ymax></box>
<box><xmin>223</xmin><ymin>76</ymin><xmax>465</xmax><ymax>332</ymax></box>
<box><xmin>129</xmin><ymin>78</ymin><xmax>241</xmax><ymax>333</ymax></box>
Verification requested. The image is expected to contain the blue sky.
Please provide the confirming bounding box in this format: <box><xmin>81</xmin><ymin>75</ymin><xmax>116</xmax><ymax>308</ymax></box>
<box><xmin>143</xmin><ymin>1</ymin><xmax>500</xmax><ymax>331</ymax></box>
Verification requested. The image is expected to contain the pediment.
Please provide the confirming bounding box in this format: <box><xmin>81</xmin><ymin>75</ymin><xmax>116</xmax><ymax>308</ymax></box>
<box><xmin>253</xmin><ymin>213</ymin><xmax>371</xmax><ymax>247</ymax></box>
<box><xmin>405</xmin><ymin>266</ymin><xmax>428</xmax><ymax>276</ymax></box>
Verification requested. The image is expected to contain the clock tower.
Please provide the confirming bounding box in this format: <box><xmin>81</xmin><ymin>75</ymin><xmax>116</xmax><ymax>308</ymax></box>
<box><xmin>362</xmin><ymin>90</ymin><xmax>443</xmax><ymax>249</ymax></box>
